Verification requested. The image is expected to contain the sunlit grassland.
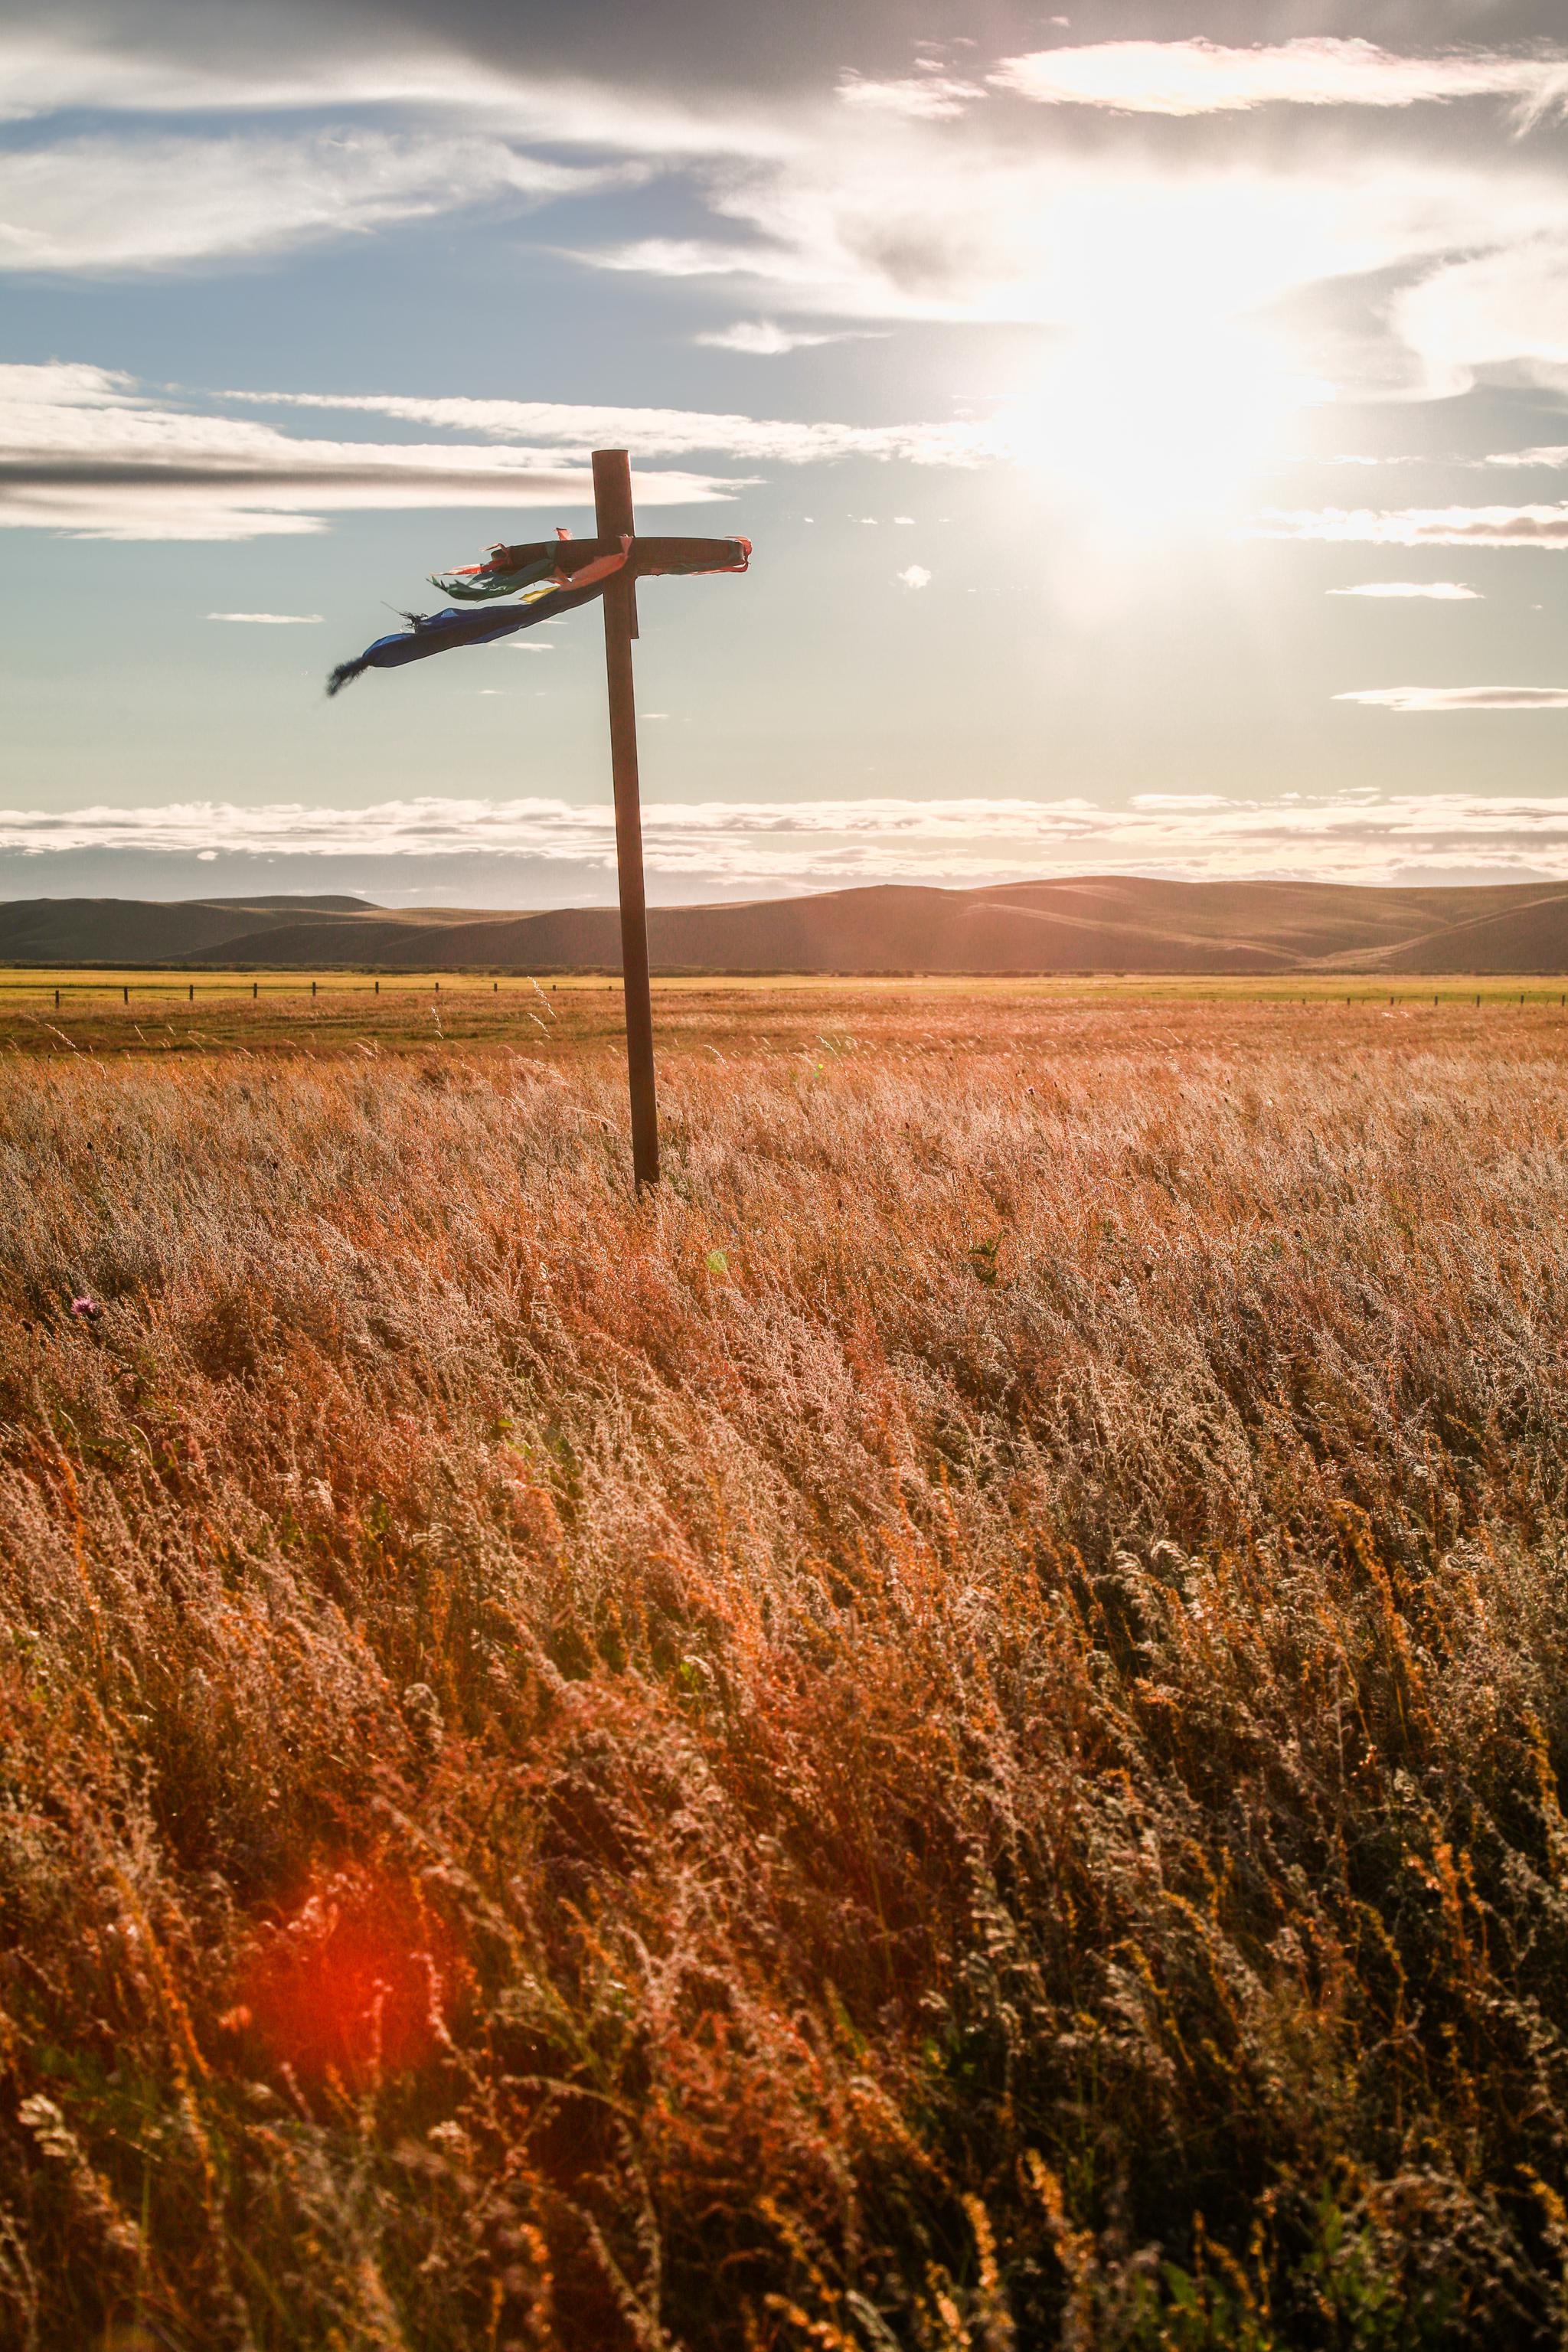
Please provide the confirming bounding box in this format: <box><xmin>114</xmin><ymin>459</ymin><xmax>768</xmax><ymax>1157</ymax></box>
<box><xmin>0</xmin><ymin>968</ymin><xmax>1566</xmax><ymax>1060</ymax></box>
<box><xmin>5</xmin><ymin>994</ymin><xmax>1568</xmax><ymax>2346</ymax></box>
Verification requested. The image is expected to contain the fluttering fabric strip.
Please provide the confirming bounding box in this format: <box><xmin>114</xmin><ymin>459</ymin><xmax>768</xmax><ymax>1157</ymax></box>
<box><xmin>430</xmin><ymin>549</ymin><xmax>560</xmax><ymax>602</ymax></box>
<box><xmin>325</xmin><ymin>534</ymin><xmax>750</xmax><ymax>694</ymax></box>
<box><xmin>325</xmin><ymin>572</ymin><xmax>613</xmax><ymax>697</ymax></box>
<box><xmin>431</xmin><ymin>534</ymin><xmax>750</xmax><ymax>600</ymax></box>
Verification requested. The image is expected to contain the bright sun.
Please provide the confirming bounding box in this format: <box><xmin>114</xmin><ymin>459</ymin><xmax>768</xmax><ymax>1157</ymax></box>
<box><xmin>1006</xmin><ymin>319</ymin><xmax>1328</xmax><ymax>536</ymax></box>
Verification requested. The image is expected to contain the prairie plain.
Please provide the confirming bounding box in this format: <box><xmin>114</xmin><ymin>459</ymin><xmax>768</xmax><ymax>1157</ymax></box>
<box><xmin>0</xmin><ymin>967</ymin><xmax>1563</xmax><ymax>1058</ymax></box>
<box><xmin>5</xmin><ymin>984</ymin><xmax>1568</xmax><ymax>2347</ymax></box>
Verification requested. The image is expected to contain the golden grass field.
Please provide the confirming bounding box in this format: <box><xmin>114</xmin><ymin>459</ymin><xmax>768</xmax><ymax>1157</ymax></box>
<box><xmin>0</xmin><ymin>968</ymin><xmax>1566</xmax><ymax>1060</ymax></box>
<box><xmin>7</xmin><ymin>980</ymin><xmax>1568</xmax><ymax>2347</ymax></box>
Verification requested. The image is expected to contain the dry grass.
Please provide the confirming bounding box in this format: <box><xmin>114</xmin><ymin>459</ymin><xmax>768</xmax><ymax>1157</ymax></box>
<box><xmin>0</xmin><ymin>972</ymin><xmax>1558</xmax><ymax>1062</ymax></box>
<box><xmin>4</xmin><ymin>995</ymin><xmax>1568</xmax><ymax>2347</ymax></box>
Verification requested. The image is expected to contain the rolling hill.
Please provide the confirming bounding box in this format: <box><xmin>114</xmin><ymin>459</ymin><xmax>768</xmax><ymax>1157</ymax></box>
<box><xmin>6</xmin><ymin>877</ymin><xmax>1568</xmax><ymax>973</ymax></box>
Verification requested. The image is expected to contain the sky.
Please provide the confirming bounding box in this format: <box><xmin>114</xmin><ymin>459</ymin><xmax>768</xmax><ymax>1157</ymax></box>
<box><xmin>6</xmin><ymin>0</ymin><xmax>1568</xmax><ymax>906</ymax></box>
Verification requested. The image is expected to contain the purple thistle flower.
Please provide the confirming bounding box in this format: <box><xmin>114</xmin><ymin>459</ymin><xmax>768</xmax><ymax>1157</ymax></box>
<box><xmin>70</xmin><ymin>1295</ymin><xmax>100</xmax><ymax>1321</ymax></box>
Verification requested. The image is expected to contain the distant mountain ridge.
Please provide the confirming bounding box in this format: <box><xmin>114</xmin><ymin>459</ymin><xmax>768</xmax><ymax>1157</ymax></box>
<box><xmin>6</xmin><ymin>878</ymin><xmax>1568</xmax><ymax>974</ymax></box>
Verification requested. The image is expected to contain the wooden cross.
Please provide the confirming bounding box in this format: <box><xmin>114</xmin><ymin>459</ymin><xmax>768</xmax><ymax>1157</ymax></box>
<box><xmin>480</xmin><ymin>451</ymin><xmax>750</xmax><ymax>1190</ymax></box>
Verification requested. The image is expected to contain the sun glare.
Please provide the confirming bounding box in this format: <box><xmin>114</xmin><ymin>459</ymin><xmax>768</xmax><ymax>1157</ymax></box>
<box><xmin>1003</xmin><ymin>316</ymin><xmax>1329</xmax><ymax>539</ymax></box>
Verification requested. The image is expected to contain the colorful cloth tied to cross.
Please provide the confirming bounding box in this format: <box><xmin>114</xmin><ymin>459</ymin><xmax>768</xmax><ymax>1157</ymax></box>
<box><xmin>326</xmin><ymin>531</ymin><xmax>750</xmax><ymax>695</ymax></box>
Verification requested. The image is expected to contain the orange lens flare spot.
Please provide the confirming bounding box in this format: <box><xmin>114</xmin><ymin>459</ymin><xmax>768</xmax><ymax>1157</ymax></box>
<box><xmin>237</xmin><ymin>1870</ymin><xmax>459</xmax><ymax>2082</ymax></box>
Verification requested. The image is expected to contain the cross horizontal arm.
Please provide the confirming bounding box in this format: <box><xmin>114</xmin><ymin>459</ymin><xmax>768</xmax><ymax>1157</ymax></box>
<box><xmin>482</xmin><ymin>534</ymin><xmax>750</xmax><ymax>580</ymax></box>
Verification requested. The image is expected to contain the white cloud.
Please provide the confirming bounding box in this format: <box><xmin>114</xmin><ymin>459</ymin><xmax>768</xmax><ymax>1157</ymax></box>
<box><xmin>226</xmin><ymin>386</ymin><xmax>996</xmax><ymax>467</ymax></box>
<box><xmin>896</xmin><ymin>564</ymin><xmax>932</xmax><ymax>588</ymax></box>
<box><xmin>0</xmin><ymin>363</ymin><xmax>740</xmax><ymax>540</ymax></box>
<box><xmin>0</xmin><ymin>31</ymin><xmax>518</xmax><ymax>122</ymax></box>
<box><xmin>1251</xmin><ymin>503</ymin><xmax>1568</xmax><ymax>549</ymax></box>
<box><xmin>0</xmin><ymin>29</ymin><xmax>795</xmax><ymax>160</ymax></box>
<box><xmin>1335</xmin><ymin>686</ymin><xmax>1568</xmax><ymax>711</ymax></box>
<box><xmin>1393</xmin><ymin>237</ymin><xmax>1568</xmax><ymax>397</ymax></box>
<box><xmin>587</xmin><ymin>132</ymin><xmax>1568</xmax><ymax>406</ymax></box>
<box><xmin>584</xmin><ymin>237</ymin><xmax>769</xmax><ymax>281</ymax></box>
<box><xmin>835</xmin><ymin>71</ymin><xmax>982</xmax><ymax>121</ymax></box>
<box><xmin>0</xmin><ymin>359</ymin><xmax>133</xmax><ymax>408</ymax></box>
<box><xmin>12</xmin><ymin>791</ymin><xmax>1568</xmax><ymax>888</ymax></box>
<box><xmin>991</xmin><ymin>38</ymin><xmax>1568</xmax><ymax>122</ymax></box>
<box><xmin>0</xmin><ymin>28</ymin><xmax>1565</xmax><ymax>424</ymax></box>
<box><xmin>208</xmin><ymin>611</ymin><xmax>323</xmax><ymax>623</ymax></box>
<box><xmin>5</xmin><ymin>25</ymin><xmax>1568</xmax><ymax>471</ymax></box>
<box><xmin>694</xmin><ymin>320</ymin><xmax>868</xmax><ymax>354</ymax></box>
<box><xmin>0</xmin><ymin>27</ymin><xmax>1503</xmax><ymax>362</ymax></box>
<box><xmin>1328</xmin><ymin>581</ymin><xmax>1480</xmax><ymax>599</ymax></box>
<box><xmin>0</xmin><ymin>361</ymin><xmax>1007</xmax><ymax>544</ymax></box>
<box><xmin>0</xmin><ymin>131</ymin><xmax>619</xmax><ymax>273</ymax></box>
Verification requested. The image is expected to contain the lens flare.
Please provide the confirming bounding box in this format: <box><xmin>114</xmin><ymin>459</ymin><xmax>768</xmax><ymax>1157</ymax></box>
<box><xmin>237</xmin><ymin>1869</ymin><xmax>459</xmax><ymax>2083</ymax></box>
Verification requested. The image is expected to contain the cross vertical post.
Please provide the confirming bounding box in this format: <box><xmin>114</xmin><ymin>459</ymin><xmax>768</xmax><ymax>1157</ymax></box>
<box><xmin>593</xmin><ymin>447</ymin><xmax>658</xmax><ymax>1190</ymax></box>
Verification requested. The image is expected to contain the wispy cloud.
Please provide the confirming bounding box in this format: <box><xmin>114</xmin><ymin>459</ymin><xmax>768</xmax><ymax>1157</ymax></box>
<box><xmin>582</xmin><ymin>237</ymin><xmax>772</xmax><ymax>283</ymax></box>
<box><xmin>991</xmin><ymin>39</ymin><xmax>1568</xmax><ymax>122</ymax></box>
<box><xmin>0</xmin><ymin>363</ymin><xmax>745</xmax><ymax>540</ymax></box>
<box><xmin>225</xmin><ymin>387</ymin><xmax>995</xmax><ymax>467</ymax></box>
<box><xmin>0</xmin><ymin>28</ymin><xmax>792</xmax><ymax>158</ymax></box>
<box><xmin>693</xmin><ymin>321</ymin><xmax>874</xmax><ymax>355</ymax></box>
<box><xmin>1328</xmin><ymin>581</ymin><xmax>1481</xmax><ymax>599</ymax></box>
<box><xmin>1393</xmin><ymin>237</ymin><xmax>1568</xmax><ymax>398</ymax></box>
<box><xmin>1335</xmin><ymin>686</ymin><xmax>1568</xmax><ymax>712</ymax></box>
<box><xmin>0</xmin><ymin>131</ymin><xmax>621</xmax><ymax>273</ymax></box>
<box><xmin>12</xmin><ymin>792</ymin><xmax>1568</xmax><ymax>890</ymax></box>
<box><xmin>1252</xmin><ymin>503</ymin><xmax>1568</xmax><ymax>549</ymax></box>
<box><xmin>208</xmin><ymin>612</ymin><xmax>322</xmax><ymax>624</ymax></box>
<box><xmin>0</xmin><ymin>359</ymin><xmax>1000</xmax><ymax>544</ymax></box>
<box><xmin>835</xmin><ymin>71</ymin><xmax>982</xmax><ymax>122</ymax></box>
<box><xmin>896</xmin><ymin>564</ymin><xmax>932</xmax><ymax>589</ymax></box>
<box><xmin>0</xmin><ymin>30</ymin><xmax>542</xmax><ymax>123</ymax></box>
<box><xmin>3</xmin><ymin>25</ymin><xmax>1567</xmax><ymax>417</ymax></box>
<box><xmin>583</xmin><ymin>137</ymin><xmax>1568</xmax><ymax>418</ymax></box>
